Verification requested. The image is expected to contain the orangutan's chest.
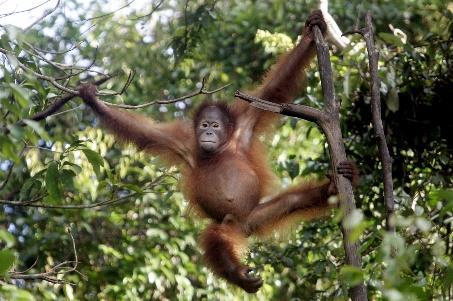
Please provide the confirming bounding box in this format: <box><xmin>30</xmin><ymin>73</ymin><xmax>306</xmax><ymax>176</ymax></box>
<box><xmin>193</xmin><ymin>156</ymin><xmax>261</xmax><ymax>206</ymax></box>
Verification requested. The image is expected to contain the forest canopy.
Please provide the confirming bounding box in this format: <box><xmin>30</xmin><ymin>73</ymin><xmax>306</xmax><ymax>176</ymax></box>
<box><xmin>0</xmin><ymin>0</ymin><xmax>452</xmax><ymax>300</ymax></box>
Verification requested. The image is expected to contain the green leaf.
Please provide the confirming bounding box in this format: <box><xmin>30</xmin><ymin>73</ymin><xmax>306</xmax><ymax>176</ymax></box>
<box><xmin>428</xmin><ymin>189</ymin><xmax>453</xmax><ymax>215</ymax></box>
<box><xmin>20</xmin><ymin>178</ymin><xmax>38</xmax><ymax>200</ymax></box>
<box><xmin>0</xmin><ymin>283</ymin><xmax>35</xmax><ymax>301</ymax></box>
<box><xmin>46</xmin><ymin>162</ymin><xmax>62</xmax><ymax>202</ymax></box>
<box><xmin>9</xmin><ymin>84</ymin><xmax>31</xmax><ymax>108</ymax></box>
<box><xmin>22</xmin><ymin>80</ymin><xmax>46</xmax><ymax>99</ymax></box>
<box><xmin>10</xmin><ymin>290</ymin><xmax>36</xmax><ymax>301</ymax></box>
<box><xmin>122</xmin><ymin>184</ymin><xmax>143</xmax><ymax>193</ymax></box>
<box><xmin>62</xmin><ymin>161</ymin><xmax>83</xmax><ymax>173</ymax></box>
<box><xmin>6</xmin><ymin>124</ymin><xmax>25</xmax><ymax>140</ymax></box>
<box><xmin>0</xmin><ymin>136</ymin><xmax>20</xmax><ymax>162</ymax></box>
<box><xmin>22</xmin><ymin>120</ymin><xmax>50</xmax><ymax>140</ymax></box>
<box><xmin>99</xmin><ymin>244</ymin><xmax>122</xmax><ymax>258</ymax></box>
<box><xmin>21</xmin><ymin>179</ymin><xmax>42</xmax><ymax>201</ymax></box>
<box><xmin>1</xmin><ymin>97</ymin><xmax>21</xmax><ymax>116</ymax></box>
<box><xmin>60</xmin><ymin>169</ymin><xmax>76</xmax><ymax>188</ymax></box>
<box><xmin>379</xmin><ymin>33</ymin><xmax>405</xmax><ymax>47</ymax></box>
<box><xmin>339</xmin><ymin>265</ymin><xmax>364</xmax><ymax>287</ymax></box>
<box><xmin>0</xmin><ymin>249</ymin><xmax>15</xmax><ymax>276</ymax></box>
<box><xmin>82</xmin><ymin>148</ymin><xmax>104</xmax><ymax>176</ymax></box>
<box><xmin>350</xmin><ymin>220</ymin><xmax>373</xmax><ymax>243</ymax></box>
<box><xmin>5</xmin><ymin>53</ymin><xmax>20</xmax><ymax>69</ymax></box>
<box><xmin>0</xmin><ymin>230</ymin><xmax>15</xmax><ymax>248</ymax></box>
<box><xmin>386</xmin><ymin>88</ymin><xmax>400</xmax><ymax>112</ymax></box>
<box><xmin>46</xmin><ymin>92</ymin><xmax>58</xmax><ymax>99</ymax></box>
<box><xmin>445</xmin><ymin>265</ymin><xmax>453</xmax><ymax>287</ymax></box>
<box><xmin>98</xmin><ymin>89</ymin><xmax>118</xmax><ymax>94</ymax></box>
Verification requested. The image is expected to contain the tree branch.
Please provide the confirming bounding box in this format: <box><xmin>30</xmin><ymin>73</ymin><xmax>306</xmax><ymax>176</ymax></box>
<box><xmin>0</xmin><ymin>47</ymin><xmax>78</xmax><ymax>94</ymax></box>
<box><xmin>0</xmin><ymin>174</ymin><xmax>168</xmax><ymax>209</ymax></box>
<box><xmin>0</xmin><ymin>47</ymin><xmax>121</xmax><ymax>96</ymax></box>
<box><xmin>1</xmin><ymin>46</ymin><xmax>229</xmax><ymax>123</ymax></box>
<box><xmin>365</xmin><ymin>12</ymin><xmax>395</xmax><ymax>233</ymax></box>
<box><xmin>0</xmin><ymin>146</ymin><xmax>25</xmax><ymax>191</ymax></box>
<box><xmin>234</xmin><ymin>90</ymin><xmax>325</xmax><ymax>123</ymax></box>
<box><xmin>343</xmin><ymin>13</ymin><xmax>395</xmax><ymax>233</ymax></box>
<box><xmin>107</xmin><ymin>76</ymin><xmax>231</xmax><ymax>109</ymax></box>
<box><xmin>24</xmin><ymin>0</ymin><xmax>61</xmax><ymax>31</ymax></box>
<box><xmin>0</xmin><ymin>164</ymin><xmax>14</xmax><ymax>190</ymax></box>
<box><xmin>0</xmin><ymin>190</ymin><xmax>144</xmax><ymax>209</ymax></box>
<box><xmin>77</xmin><ymin>0</ymin><xmax>136</xmax><ymax>22</ymax></box>
<box><xmin>0</xmin><ymin>0</ymin><xmax>51</xmax><ymax>18</ymax></box>
<box><xmin>132</xmin><ymin>0</ymin><xmax>165</xmax><ymax>20</ymax></box>
<box><xmin>19</xmin><ymin>75</ymin><xmax>112</xmax><ymax>124</ymax></box>
<box><xmin>312</xmin><ymin>26</ymin><xmax>368</xmax><ymax>301</ymax></box>
<box><xmin>313</xmin><ymin>26</ymin><xmax>337</xmax><ymax>112</ymax></box>
<box><xmin>8</xmin><ymin>228</ymin><xmax>81</xmax><ymax>285</ymax></box>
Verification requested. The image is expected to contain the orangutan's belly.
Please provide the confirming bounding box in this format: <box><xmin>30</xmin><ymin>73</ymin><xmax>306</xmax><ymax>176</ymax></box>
<box><xmin>194</xmin><ymin>157</ymin><xmax>261</xmax><ymax>221</ymax></box>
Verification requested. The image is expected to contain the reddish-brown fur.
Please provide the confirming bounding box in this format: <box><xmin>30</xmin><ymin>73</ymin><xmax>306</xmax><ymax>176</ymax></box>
<box><xmin>199</xmin><ymin>223</ymin><xmax>247</xmax><ymax>278</ymax></box>
<box><xmin>77</xmin><ymin>11</ymin><xmax>354</xmax><ymax>293</ymax></box>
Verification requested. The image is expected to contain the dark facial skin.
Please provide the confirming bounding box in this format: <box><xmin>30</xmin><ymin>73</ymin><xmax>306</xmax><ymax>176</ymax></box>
<box><xmin>195</xmin><ymin>106</ymin><xmax>229</xmax><ymax>154</ymax></box>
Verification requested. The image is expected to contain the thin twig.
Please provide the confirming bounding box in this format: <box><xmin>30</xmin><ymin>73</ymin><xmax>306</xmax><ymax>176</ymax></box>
<box><xmin>53</xmin><ymin>62</ymin><xmax>105</xmax><ymax>74</ymax></box>
<box><xmin>0</xmin><ymin>0</ymin><xmax>51</xmax><ymax>18</ymax></box>
<box><xmin>0</xmin><ymin>47</ymin><xmax>77</xmax><ymax>94</ymax></box>
<box><xmin>107</xmin><ymin>76</ymin><xmax>231</xmax><ymax>109</ymax></box>
<box><xmin>0</xmin><ymin>146</ymin><xmax>25</xmax><ymax>191</ymax></box>
<box><xmin>1</xmin><ymin>48</ymin><xmax>228</xmax><ymax>123</ymax></box>
<box><xmin>132</xmin><ymin>0</ymin><xmax>165</xmax><ymax>20</ymax></box>
<box><xmin>23</xmin><ymin>41</ymin><xmax>69</xmax><ymax>75</ymax></box>
<box><xmin>0</xmin><ymin>163</ymin><xmax>14</xmax><ymax>191</ymax></box>
<box><xmin>0</xmin><ymin>175</ymin><xmax>167</xmax><ymax>209</ymax></box>
<box><xmin>45</xmin><ymin>104</ymin><xmax>83</xmax><ymax>118</ymax></box>
<box><xmin>21</xmin><ymin>42</ymin><xmax>101</xmax><ymax>81</ymax></box>
<box><xmin>55</xmin><ymin>47</ymin><xmax>99</xmax><ymax>80</ymax></box>
<box><xmin>29</xmin><ymin>24</ymin><xmax>96</xmax><ymax>55</ymax></box>
<box><xmin>24</xmin><ymin>0</ymin><xmax>61</xmax><ymax>31</ymax></box>
<box><xmin>99</xmin><ymin>70</ymin><xmax>135</xmax><ymax>97</ymax></box>
<box><xmin>0</xmin><ymin>190</ymin><xmax>146</xmax><ymax>209</ymax></box>
<box><xmin>342</xmin><ymin>29</ymin><xmax>364</xmax><ymax>37</ymax></box>
<box><xmin>35</xmin><ymin>40</ymin><xmax>86</xmax><ymax>55</ymax></box>
<box><xmin>13</xmin><ymin>257</ymin><xmax>39</xmax><ymax>274</ymax></box>
<box><xmin>77</xmin><ymin>0</ymin><xmax>136</xmax><ymax>22</ymax></box>
<box><xmin>24</xmin><ymin>145</ymin><xmax>63</xmax><ymax>153</ymax></box>
<box><xmin>8</xmin><ymin>228</ymin><xmax>80</xmax><ymax>284</ymax></box>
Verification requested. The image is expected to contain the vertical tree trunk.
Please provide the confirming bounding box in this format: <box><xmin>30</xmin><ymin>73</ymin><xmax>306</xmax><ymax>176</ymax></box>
<box><xmin>314</xmin><ymin>26</ymin><xmax>368</xmax><ymax>301</ymax></box>
<box><xmin>363</xmin><ymin>12</ymin><xmax>395</xmax><ymax>232</ymax></box>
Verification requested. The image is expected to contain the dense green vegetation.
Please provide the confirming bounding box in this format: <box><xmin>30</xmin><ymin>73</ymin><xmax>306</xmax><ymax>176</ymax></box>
<box><xmin>0</xmin><ymin>1</ymin><xmax>451</xmax><ymax>300</ymax></box>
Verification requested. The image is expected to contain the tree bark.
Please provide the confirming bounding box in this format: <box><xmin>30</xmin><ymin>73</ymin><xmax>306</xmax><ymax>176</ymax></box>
<box><xmin>363</xmin><ymin>12</ymin><xmax>395</xmax><ymax>232</ymax></box>
<box><xmin>343</xmin><ymin>12</ymin><xmax>396</xmax><ymax>232</ymax></box>
<box><xmin>313</xmin><ymin>26</ymin><xmax>368</xmax><ymax>301</ymax></box>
